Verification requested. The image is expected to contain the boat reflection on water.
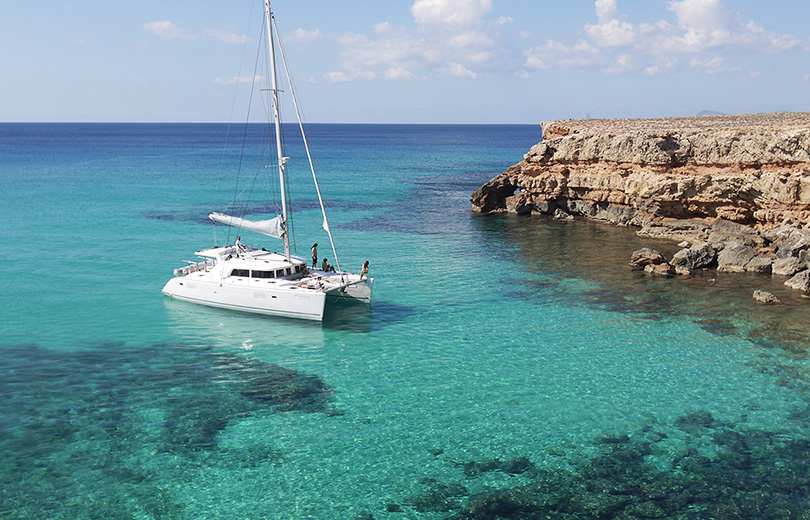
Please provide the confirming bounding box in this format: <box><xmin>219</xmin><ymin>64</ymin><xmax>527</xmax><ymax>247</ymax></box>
<box><xmin>163</xmin><ymin>297</ymin><xmax>375</xmax><ymax>354</ymax></box>
<box><xmin>163</xmin><ymin>298</ymin><xmax>326</xmax><ymax>357</ymax></box>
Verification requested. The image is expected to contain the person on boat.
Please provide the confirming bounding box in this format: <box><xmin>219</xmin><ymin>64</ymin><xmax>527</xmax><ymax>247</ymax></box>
<box><xmin>236</xmin><ymin>236</ymin><xmax>246</xmax><ymax>254</ymax></box>
<box><xmin>322</xmin><ymin>258</ymin><xmax>329</xmax><ymax>271</ymax></box>
<box><xmin>311</xmin><ymin>243</ymin><xmax>318</xmax><ymax>267</ymax></box>
<box><xmin>360</xmin><ymin>260</ymin><xmax>369</xmax><ymax>279</ymax></box>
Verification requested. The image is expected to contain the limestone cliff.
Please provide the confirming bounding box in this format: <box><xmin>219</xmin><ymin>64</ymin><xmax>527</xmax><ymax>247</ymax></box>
<box><xmin>472</xmin><ymin>113</ymin><xmax>810</xmax><ymax>233</ymax></box>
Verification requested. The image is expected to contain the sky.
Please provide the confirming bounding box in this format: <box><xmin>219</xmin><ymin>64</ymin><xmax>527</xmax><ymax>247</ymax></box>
<box><xmin>2</xmin><ymin>0</ymin><xmax>809</xmax><ymax>123</ymax></box>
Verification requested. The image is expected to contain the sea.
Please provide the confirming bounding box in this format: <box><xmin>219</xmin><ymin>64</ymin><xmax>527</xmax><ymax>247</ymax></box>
<box><xmin>2</xmin><ymin>123</ymin><xmax>810</xmax><ymax>519</ymax></box>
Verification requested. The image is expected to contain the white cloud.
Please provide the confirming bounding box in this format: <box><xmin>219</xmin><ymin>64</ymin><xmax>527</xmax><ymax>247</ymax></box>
<box><xmin>288</xmin><ymin>28</ymin><xmax>320</xmax><ymax>42</ymax></box>
<box><xmin>522</xmin><ymin>0</ymin><xmax>807</xmax><ymax>77</ymax></box>
<box><xmin>446</xmin><ymin>62</ymin><xmax>477</xmax><ymax>78</ymax></box>
<box><xmin>411</xmin><ymin>0</ymin><xmax>493</xmax><ymax>26</ymax></box>
<box><xmin>689</xmin><ymin>56</ymin><xmax>741</xmax><ymax>74</ymax></box>
<box><xmin>665</xmin><ymin>0</ymin><xmax>803</xmax><ymax>53</ymax></box>
<box><xmin>323</xmin><ymin>70</ymin><xmax>376</xmax><ymax>83</ymax></box>
<box><xmin>595</xmin><ymin>0</ymin><xmax>617</xmax><ymax>22</ymax></box>
<box><xmin>524</xmin><ymin>40</ymin><xmax>601</xmax><ymax>70</ymax></box>
<box><xmin>213</xmin><ymin>75</ymin><xmax>264</xmax><ymax>85</ymax></box>
<box><xmin>374</xmin><ymin>22</ymin><xmax>393</xmax><ymax>34</ymax></box>
<box><xmin>142</xmin><ymin>20</ymin><xmax>245</xmax><ymax>44</ymax></box>
<box><xmin>142</xmin><ymin>20</ymin><xmax>196</xmax><ymax>41</ymax></box>
<box><xmin>324</xmin><ymin>0</ymin><xmax>517</xmax><ymax>83</ymax></box>
<box><xmin>324</xmin><ymin>0</ymin><xmax>806</xmax><ymax>83</ymax></box>
<box><xmin>585</xmin><ymin>18</ymin><xmax>638</xmax><ymax>47</ymax></box>
<box><xmin>205</xmin><ymin>29</ymin><xmax>247</xmax><ymax>44</ymax></box>
<box><xmin>384</xmin><ymin>67</ymin><xmax>419</xmax><ymax>80</ymax></box>
<box><xmin>337</xmin><ymin>30</ymin><xmax>441</xmax><ymax>69</ymax></box>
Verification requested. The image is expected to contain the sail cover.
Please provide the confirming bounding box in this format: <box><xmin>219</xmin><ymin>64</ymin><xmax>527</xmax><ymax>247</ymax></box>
<box><xmin>209</xmin><ymin>212</ymin><xmax>285</xmax><ymax>238</ymax></box>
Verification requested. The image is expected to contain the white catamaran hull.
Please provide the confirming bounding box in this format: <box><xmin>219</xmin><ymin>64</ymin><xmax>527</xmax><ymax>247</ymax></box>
<box><xmin>162</xmin><ymin>277</ymin><xmax>328</xmax><ymax>321</ymax></box>
<box><xmin>327</xmin><ymin>278</ymin><xmax>374</xmax><ymax>303</ymax></box>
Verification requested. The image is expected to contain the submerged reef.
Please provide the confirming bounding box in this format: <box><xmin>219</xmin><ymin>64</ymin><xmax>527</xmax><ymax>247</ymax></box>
<box><xmin>472</xmin><ymin>113</ymin><xmax>810</xmax><ymax>296</ymax></box>
<box><xmin>0</xmin><ymin>343</ymin><xmax>336</xmax><ymax>519</ymax></box>
<box><xmin>399</xmin><ymin>410</ymin><xmax>810</xmax><ymax>519</ymax></box>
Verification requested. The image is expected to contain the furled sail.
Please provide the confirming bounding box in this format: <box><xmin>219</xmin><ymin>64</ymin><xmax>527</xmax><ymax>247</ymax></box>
<box><xmin>209</xmin><ymin>212</ymin><xmax>285</xmax><ymax>238</ymax></box>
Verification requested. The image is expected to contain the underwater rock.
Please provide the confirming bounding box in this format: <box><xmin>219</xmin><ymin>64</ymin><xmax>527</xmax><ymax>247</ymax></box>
<box><xmin>644</xmin><ymin>262</ymin><xmax>675</xmax><ymax>276</ymax></box>
<box><xmin>458</xmin><ymin>457</ymin><xmax>535</xmax><ymax>477</ymax></box>
<box><xmin>674</xmin><ymin>410</ymin><xmax>715</xmax><ymax>431</ymax></box>
<box><xmin>753</xmin><ymin>290</ymin><xmax>780</xmax><ymax>304</ymax></box>
<box><xmin>411</xmin><ymin>480</ymin><xmax>468</xmax><ymax>512</ymax></box>
<box><xmin>438</xmin><ymin>409</ymin><xmax>810</xmax><ymax>519</ymax></box>
<box><xmin>214</xmin><ymin>353</ymin><xmax>334</xmax><ymax>413</ymax></box>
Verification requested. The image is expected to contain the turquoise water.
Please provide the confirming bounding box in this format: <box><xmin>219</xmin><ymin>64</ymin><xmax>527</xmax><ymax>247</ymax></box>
<box><xmin>2</xmin><ymin>123</ymin><xmax>810</xmax><ymax>519</ymax></box>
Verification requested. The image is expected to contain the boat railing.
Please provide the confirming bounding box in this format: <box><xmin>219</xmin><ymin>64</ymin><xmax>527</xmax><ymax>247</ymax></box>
<box><xmin>174</xmin><ymin>258</ymin><xmax>216</xmax><ymax>277</ymax></box>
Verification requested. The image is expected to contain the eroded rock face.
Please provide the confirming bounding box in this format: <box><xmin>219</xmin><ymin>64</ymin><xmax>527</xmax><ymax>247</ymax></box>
<box><xmin>471</xmin><ymin>113</ymin><xmax>810</xmax><ymax>228</ymax></box>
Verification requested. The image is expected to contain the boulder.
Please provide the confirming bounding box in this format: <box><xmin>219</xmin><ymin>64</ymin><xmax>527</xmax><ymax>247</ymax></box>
<box><xmin>785</xmin><ymin>270</ymin><xmax>810</xmax><ymax>292</ymax></box>
<box><xmin>630</xmin><ymin>248</ymin><xmax>667</xmax><ymax>267</ymax></box>
<box><xmin>670</xmin><ymin>242</ymin><xmax>716</xmax><ymax>269</ymax></box>
<box><xmin>745</xmin><ymin>256</ymin><xmax>774</xmax><ymax>274</ymax></box>
<box><xmin>674</xmin><ymin>265</ymin><xmax>692</xmax><ymax>276</ymax></box>
<box><xmin>716</xmin><ymin>243</ymin><xmax>757</xmax><ymax>272</ymax></box>
<box><xmin>753</xmin><ymin>290</ymin><xmax>780</xmax><ymax>304</ymax></box>
<box><xmin>772</xmin><ymin>257</ymin><xmax>804</xmax><ymax>277</ymax></box>
<box><xmin>645</xmin><ymin>263</ymin><xmax>674</xmax><ymax>276</ymax></box>
<box><xmin>708</xmin><ymin>218</ymin><xmax>765</xmax><ymax>248</ymax></box>
<box><xmin>776</xmin><ymin>228</ymin><xmax>810</xmax><ymax>258</ymax></box>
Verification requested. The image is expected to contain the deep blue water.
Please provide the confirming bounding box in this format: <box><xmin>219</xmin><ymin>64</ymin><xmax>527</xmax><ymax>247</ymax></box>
<box><xmin>2</xmin><ymin>123</ymin><xmax>810</xmax><ymax>519</ymax></box>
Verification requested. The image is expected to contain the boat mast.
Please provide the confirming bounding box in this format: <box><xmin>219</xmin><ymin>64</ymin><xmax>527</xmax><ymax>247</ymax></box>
<box><xmin>272</xmin><ymin>17</ymin><xmax>343</xmax><ymax>274</ymax></box>
<box><xmin>266</xmin><ymin>0</ymin><xmax>290</xmax><ymax>261</ymax></box>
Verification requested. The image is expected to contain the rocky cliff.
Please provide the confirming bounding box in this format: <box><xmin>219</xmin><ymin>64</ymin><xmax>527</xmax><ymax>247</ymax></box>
<box><xmin>472</xmin><ymin>113</ymin><xmax>810</xmax><ymax>229</ymax></box>
<box><xmin>471</xmin><ymin>113</ymin><xmax>810</xmax><ymax>292</ymax></box>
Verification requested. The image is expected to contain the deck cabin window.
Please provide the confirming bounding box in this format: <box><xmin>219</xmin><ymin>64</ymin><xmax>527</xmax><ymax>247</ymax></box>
<box><xmin>251</xmin><ymin>270</ymin><xmax>275</xmax><ymax>279</ymax></box>
<box><xmin>230</xmin><ymin>269</ymin><xmax>250</xmax><ymax>277</ymax></box>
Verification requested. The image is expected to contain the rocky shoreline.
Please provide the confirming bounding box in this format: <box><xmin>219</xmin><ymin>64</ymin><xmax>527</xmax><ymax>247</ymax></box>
<box><xmin>471</xmin><ymin>113</ymin><xmax>810</xmax><ymax>298</ymax></box>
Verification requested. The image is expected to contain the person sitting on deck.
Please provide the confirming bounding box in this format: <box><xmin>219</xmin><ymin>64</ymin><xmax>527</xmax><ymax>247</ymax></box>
<box><xmin>322</xmin><ymin>258</ymin><xmax>330</xmax><ymax>272</ymax></box>
<box><xmin>360</xmin><ymin>260</ymin><xmax>369</xmax><ymax>279</ymax></box>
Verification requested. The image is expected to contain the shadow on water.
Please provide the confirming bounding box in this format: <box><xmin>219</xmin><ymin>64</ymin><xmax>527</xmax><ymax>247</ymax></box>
<box><xmin>471</xmin><ymin>214</ymin><xmax>810</xmax><ymax>357</ymax></box>
<box><xmin>0</xmin><ymin>342</ymin><xmax>339</xmax><ymax>519</ymax></box>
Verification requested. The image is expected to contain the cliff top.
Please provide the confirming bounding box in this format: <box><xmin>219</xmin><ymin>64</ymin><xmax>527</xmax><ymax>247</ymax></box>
<box><xmin>542</xmin><ymin>112</ymin><xmax>810</xmax><ymax>140</ymax></box>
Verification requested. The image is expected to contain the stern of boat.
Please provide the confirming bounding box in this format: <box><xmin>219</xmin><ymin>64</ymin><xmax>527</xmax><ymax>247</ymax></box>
<box><xmin>328</xmin><ymin>276</ymin><xmax>373</xmax><ymax>303</ymax></box>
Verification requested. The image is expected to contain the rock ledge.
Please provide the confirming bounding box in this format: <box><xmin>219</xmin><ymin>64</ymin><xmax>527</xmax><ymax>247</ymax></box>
<box><xmin>471</xmin><ymin>113</ymin><xmax>810</xmax><ymax>293</ymax></box>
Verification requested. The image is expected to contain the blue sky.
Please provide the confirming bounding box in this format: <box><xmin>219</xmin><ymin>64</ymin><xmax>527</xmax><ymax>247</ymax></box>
<box><xmin>2</xmin><ymin>0</ymin><xmax>809</xmax><ymax>123</ymax></box>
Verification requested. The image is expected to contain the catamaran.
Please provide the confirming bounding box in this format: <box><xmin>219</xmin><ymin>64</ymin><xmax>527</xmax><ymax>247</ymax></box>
<box><xmin>162</xmin><ymin>0</ymin><xmax>373</xmax><ymax>321</ymax></box>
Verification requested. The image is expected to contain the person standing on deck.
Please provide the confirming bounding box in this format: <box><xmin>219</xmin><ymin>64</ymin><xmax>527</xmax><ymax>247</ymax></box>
<box><xmin>311</xmin><ymin>243</ymin><xmax>318</xmax><ymax>268</ymax></box>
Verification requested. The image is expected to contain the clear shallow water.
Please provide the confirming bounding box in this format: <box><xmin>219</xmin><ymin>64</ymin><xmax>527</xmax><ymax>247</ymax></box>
<box><xmin>2</xmin><ymin>123</ymin><xmax>810</xmax><ymax>519</ymax></box>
